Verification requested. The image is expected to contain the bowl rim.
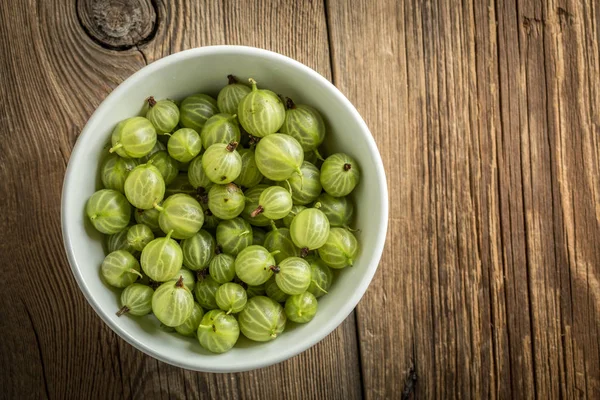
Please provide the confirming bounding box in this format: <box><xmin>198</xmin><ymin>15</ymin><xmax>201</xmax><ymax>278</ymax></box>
<box><xmin>61</xmin><ymin>45</ymin><xmax>389</xmax><ymax>372</ymax></box>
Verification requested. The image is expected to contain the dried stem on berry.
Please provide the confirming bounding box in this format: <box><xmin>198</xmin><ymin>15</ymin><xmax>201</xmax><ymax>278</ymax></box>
<box><xmin>285</xmin><ymin>97</ymin><xmax>297</xmax><ymax>110</ymax></box>
<box><xmin>250</xmin><ymin>205</ymin><xmax>264</xmax><ymax>218</ymax></box>
<box><xmin>269</xmin><ymin>265</ymin><xmax>280</xmax><ymax>273</ymax></box>
<box><xmin>226</xmin><ymin>141</ymin><xmax>239</xmax><ymax>152</ymax></box>
<box><xmin>147</xmin><ymin>96</ymin><xmax>157</xmax><ymax>107</ymax></box>
<box><xmin>343</xmin><ymin>163</ymin><xmax>352</xmax><ymax>171</ymax></box>
<box><xmin>227</xmin><ymin>74</ymin><xmax>237</xmax><ymax>84</ymax></box>
<box><xmin>300</xmin><ymin>247</ymin><xmax>310</xmax><ymax>258</ymax></box>
<box><xmin>175</xmin><ymin>275</ymin><xmax>185</xmax><ymax>287</ymax></box>
<box><xmin>116</xmin><ymin>306</ymin><xmax>130</xmax><ymax>317</ymax></box>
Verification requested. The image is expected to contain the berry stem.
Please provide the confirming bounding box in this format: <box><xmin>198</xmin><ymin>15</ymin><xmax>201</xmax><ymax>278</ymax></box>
<box><xmin>314</xmin><ymin>202</ymin><xmax>322</xmax><ymax>209</ymax></box>
<box><xmin>248</xmin><ymin>78</ymin><xmax>258</xmax><ymax>91</ymax></box>
<box><xmin>116</xmin><ymin>305</ymin><xmax>130</xmax><ymax>317</ymax></box>
<box><xmin>295</xmin><ymin>167</ymin><xmax>304</xmax><ymax>190</ymax></box>
<box><xmin>175</xmin><ymin>275</ymin><xmax>185</xmax><ymax>287</ymax></box>
<box><xmin>284</xmin><ymin>179</ymin><xmax>293</xmax><ymax>195</ymax></box>
<box><xmin>270</xmin><ymin>265</ymin><xmax>280</xmax><ymax>273</ymax></box>
<box><xmin>239</xmin><ymin>230</ymin><xmax>250</xmax><ymax>237</ymax></box>
<box><xmin>227</xmin><ymin>308</ymin><xmax>233</xmax><ymax>315</ymax></box>
<box><xmin>285</xmin><ymin>97</ymin><xmax>297</xmax><ymax>110</ymax></box>
<box><xmin>108</xmin><ymin>143</ymin><xmax>123</xmax><ymax>153</ymax></box>
<box><xmin>250</xmin><ymin>205</ymin><xmax>264</xmax><ymax>218</ymax></box>
<box><xmin>153</xmin><ymin>202</ymin><xmax>164</xmax><ymax>212</ymax></box>
<box><xmin>269</xmin><ymin>219</ymin><xmax>278</xmax><ymax>231</ymax></box>
<box><xmin>147</xmin><ymin>96</ymin><xmax>157</xmax><ymax>107</ymax></box>
<box><xmin>226</xmin><ymin>141</ymin><xmax>239</xmax><ymax>152</ymax></box>
<box><xmin>300</xmin><ymin>247</ymin><xmax>310</xmax><ymax>258</ymax></box>
<box><xmin>227</xmin><ymin>74</ymin><xmax>238</xmax><ymax>84</ymax></box>
<box><xmin>270</xmin><ymin>250</ymin><xmax>281</xmax><ymax>257</ymax></box>
<box><xmin>343</xmin><ymin>163</ymin><xmax>352</xmax><ymax>171</ymax></box>
<box><xmin>130</xmin><ymin>269</ymin><xmax>144</xmax><ymax>279</ymax></box>
<box><xmin>165</xmin><ymin>230</ymin><xmax>174</xmax><ymax>241</ymax></box>
<box><xmin>229</xmin><ymin>114</ymin><xmax>237</xmax><ymax>121</ymax></box>
<box><xmin>313</xmin><ymin>147</ymin><xmax>326</xmax><ymax>161</ymax></box>
<box><xmin>311</xmin><ymin>280</ymin><xmax>328</xmax><ymax>294</ymax></box>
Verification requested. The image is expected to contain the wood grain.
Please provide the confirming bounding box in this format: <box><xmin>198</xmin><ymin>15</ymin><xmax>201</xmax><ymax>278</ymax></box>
<box><xmin>326</xmin><ymin>0</ymin><xmax>600</xmax><ymax>398</ymax></box>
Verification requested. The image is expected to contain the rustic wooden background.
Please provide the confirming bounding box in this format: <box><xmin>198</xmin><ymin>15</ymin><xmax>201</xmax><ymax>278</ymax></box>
<box><xmin>1</xmin><ymin>0</ymin><xmax>599</xmax><ymax>398</ymax></box>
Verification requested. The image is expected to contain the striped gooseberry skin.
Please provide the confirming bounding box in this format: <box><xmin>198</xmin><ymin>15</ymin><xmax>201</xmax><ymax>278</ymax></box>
<box><xmin>279</xmin><ymin>100</ymin><xmax>326</xmax><ymax>152</ymax></box>
<box><xmin>235</xmin><ymin>245</ymin><xmax>277</xmax><ymax>286</ymax></box>
<box><xmin>207</xmin><ymin>183</ymin><xmax>245</xmax><ymax>220</ymax></box>
<box><xmin>101</xmin><ymin>250</ymin><xmax>142</xmax><ymax>288</ymax></box>
<box><xmin>147</xmin><ymin>151</ymin><xmax>179</xmax><ymax>185</ymax></box>
<box><xmin>118</xmin><ymin>283</ymin><xmax>154</xmax><ymax>317</ymax></box>
<box><xmin>124</xmin><ymin>164</ymin><xmax>165</xmax><ymax>210</ymax></box>
<box><xmin>285</xmin><ymin>292</ymin><xmax>318</xmax><ymax>323</ymax></box>
<box><xmin>253</xmin><ymin>186</ymin><xmax>293</xmax><ymax>220</ymax></box>
<box><xmin>106</xmin><ymin>227</ymin><xmax>137</xmax><ymax>254</ymax></box>
<box><xmin>86</xmin><ymin>189</ymin><xmax>132</xmax><ymax>234</ymax></box>
<box><xmin>252</xmin><ymin>227</ymin><xmax>267</xmax><ymax>246</ymax></box>
<box><xmin>175</xmin><ymin>302</ymin><xmax>204</xmax><ymax>337</ymax></box>
<box><xmin>146</xmin><ymin>98</ymin><xmax>180</xmax><ymax>134</ymax></box>
<box><xmin>209</xmin><ymin>253</ymin><xmax>236</xmax><ymax>284</ymax></box>
<box><xmin>318</xmin><ymin>227</ymin><xmax>359</xmax><ymax>269</ymax></box>
<box><xmin>246</xmin><ymin>283</ymin><xmax>266</xmax><ymax>298</ymax></box>
<box><xmin>165</xmin><ymin>173</ymin><xmax>195</xmax><ymax>197</ymax></box>
<box><xmin>156</xmin><ymin>194</ymin><xmax>204</xmax><ymax>239</ymax></box>
<box><xmin>314</xmin><ymin>193</ymin><xmax>354</xmax><ymax>228</ymax></box>
<box><xmin>265</xmin><ymin>277</ymin><xmax>289</xmax><ymax>303</ymax></box>
<box><xmin>217</xmin><ymin>76</ymin><xmax>252</xmax><ymax>115</ymax></box>
<box><xmin>152</xmin><ymin>278</ymin><xmax>194</xmax><ymax>327</ymax></box>
<box><xmin>289</xmin><ymin>208</ymin><xmax>330</xmax><ymax>251</ymax></box>
<box><xmin>197</xmin><ymin>309</ymin><xmax>240</xmax><ymax>353</ymax></box>
<box><xmin>215</xmin><ymin>283</ymin><xmax>248</xmax><ymax>314</ymax></box>
<box><xmin>139</xmin><ymin>140</ymin><xmax>166</xmax><ymax>163</ymax></box>
<box><xmin>140</xmin><ymin>231</ymin><xmax>183</xmax><ymax>282</ymax></box>
<box><xmin>234</xmin><ymin>148</ymin><xmax>264</xmax><ymax>188</ymax></box>
<box><xmin>101</xmin><ymin>154</ymin><xmax>138</xmax><ymax>193</ymax></box>
<box><xmin>238</xmin><ymin>296</ymin><xmax>286</xmax><ymax>342</ymax></box>
<box><xmin>306</xmin><ymin>256</ymin><xmax>334</xmax><ymax>298</ymax></box>
<box><xmin>263</xmin><ymin>227</ymin><xmax>299</xmax><ymax>264</ymax></box>
<box><xmin>181</xmin><ymin>229</ymin><xmax>215</xmax><ymax>271</ymax></box>
<box><xmin>201</xmin><ymin>113</ymin><xmax>241</xmax><ymax>149</ymax></box>
<box><xmin>202</xmin><ymin>142</ymin><xmax>242</xmax><ymax>184</ymax></box>
<box><xmin>237</xmin><ymin>79</ymin><xmax>285</xmax><ymax>137</ymax></box>
<box><xmin>171</xmin><ymin>267</ymin><xmax>196</xmax><ymax>292</ymax></box>
<box><xmin>255</xmin><ymin>134</ymin><xmax>304</xmax><ymax>181</ymax></box>
<box><xmin>282</xmin><ymin>205</ymin><xmax>306</xmax><ymax>228</ymax></box>
<box><xmin>274</xmin><ymin>257</ymin><xmax>311</xmax><ymax>295</ymax></box>
<box><xmin>134</xmin><ymin>207</ymin><xmax>161</xmax><ymax>233</ymax></box>
<box><xmin>188</xmin><ymin>155</ymin><xmax>213</xmax><ymax>189</ymax></box>
<box><xmin>320</xmin><ymin>153</ymin><xmax>360</xmax><ymax>197</ymax></box>
<box><xmin>194</xmin><ymin>275</ymin><xmax>220</xmax><ymax>310</ymax></box>
<box><xmin>126</xmin><ymin>223</ymin><xmax>154</xmax><ymax>251</ymax></box>
<box><xmin>278</xmin><ymin>161</ymin><xmax>322</xmax><ymax>205</ymax></box>
<box><xmin>179</xmin><ymin>93</ymin><xmax>219</xmax><ymax>131</ymax></box>
<box><xmin>216</xmin><ymin>217</ymin><xmax>252</xmax><ymax>256</ymax></box>
<box><xmin>167</xmin><ymin>128</ymin><xmax>202</xmax><ymax>163</ymax></box>
<box><xmin>241</xmin><ymin>185</ymin><xmax>271</xmax><ymax>227</ymax></box>
<box><xmin>110</xmin><ymin>117</ymin><xmax>157</xmax><ymax>158</ymax></box>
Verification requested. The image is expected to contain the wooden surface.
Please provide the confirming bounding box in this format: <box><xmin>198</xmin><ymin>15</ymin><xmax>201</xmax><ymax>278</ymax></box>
<box><xmin>1</xmin><ymin>0</ymin><xmax>599</xmax><ymax>398</ymax></box>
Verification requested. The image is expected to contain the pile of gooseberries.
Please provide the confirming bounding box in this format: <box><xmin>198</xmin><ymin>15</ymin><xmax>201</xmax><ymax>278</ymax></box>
<box><xmin>87</xmin><ymin>76</ymin><xmax>361</xmax><ymax>354</ymax></box>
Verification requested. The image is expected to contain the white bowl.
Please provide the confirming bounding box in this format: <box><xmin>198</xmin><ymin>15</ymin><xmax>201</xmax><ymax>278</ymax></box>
<box><xmin>61</xmin><ymin>46</ymin><xmax>388</xmax><ymax>372</ymax></box>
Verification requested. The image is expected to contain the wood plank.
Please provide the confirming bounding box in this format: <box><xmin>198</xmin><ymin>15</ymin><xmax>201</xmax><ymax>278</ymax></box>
<box><xmin>326</xmin><ymin>0</ymin><xmax>600</xmax><ymax>398</ymax></box>
<box><xmin>0</xmin><ymin>1</ymin><xmax>362</xmax><ymax>399</ymax></box>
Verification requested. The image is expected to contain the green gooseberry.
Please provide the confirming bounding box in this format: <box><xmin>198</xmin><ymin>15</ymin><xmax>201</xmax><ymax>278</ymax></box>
<box><xmin>202</xmin><ymin>141</ymin><xmax>242</xmax><ymax>184</ymax></box>
<box><xmin>320</xmin><ymin>153</ymin><xmax>360</xmax><ymax>197</ymax></box>
<box><xmin>201</xmin><ymin>113</ymin><xmax>241</xmax><ymax>149</ymax></box>
<box><xmin>318</xmin><ymin>227</ymin><xmax>359</xmax><ymax>269</ymax></box>
<box><xmin>314</xmin><ymin>193</ymin><xmax>354</xmax><ymax>228</ymax></box>
<box><xmin>234</xmin><ymin>148</ymin><xmax>263</xmax><ymax>188</ymax></box>
<box><xmin>252</xmin><ymin>227</ymin><xmax>267</xmax><ymax>246</ymax></box>
<box><xmin>106</xmin><ymin>226</ymin><xmax>137</xmax><ymax>255</ymax></box>
<box><xmin>217</xmin><ymin>75</ymin><xmax>252</xmax><ymax>115</ymax></box>
<box><xmin>235</xmin><ymin>245</ymin><xmax>278</xmax><ymax>286</ymax></box>
<box><xmin>188</xmin><ymin>155</ymin><xmax>213</xmax><ymax>190</ymax></box>
<box><xmin>139</xmin><ymin>140</ymin><xmax>167</xmax><ymax>164</ymax></box>
<box><xmin>100</xmin><ymin>154</ymin><xmax>138</xmax><ymax>193</ymax></box>
<box><xmin>241</xmin><ymin>185</ymin><xmax>271</xmax><ymax>227</ymax></box>
<box><xmin>215</xmin><ymin>283</ymin><xmax>247</xmax><ymax>314</ymax></box>
<box><xmin>290</xmin><ymin>208</ymin><xmax>330</xmax><ymax>255</ymax></box>
<box><xmin>86</xmin><ymin>189</ymin><xmax>131</xmax><ymax>234</ymax></box>
<box><xmin>181</xmin><ymin>229</ymin><xmax>215</xmax><ymax>271</ymax></box>
<box><xmin>216</xmin><ymin>217</ymin><xmax>252</xmax><ymax>256</ymax></box>
<box><xmin>282</xmin><ymin>205</ymin><xmax>306</xmax><ymax>228</ymax></box>
<box><xmin>263</xmin><ymin>224</ymin><xmax>299</xmax><ymax>263</ymax></box>
<box><xmin>197</xmin><ymin>309</ymin><xmax>240</xmax><ymax>353</ymax></box>
<box><xmin>171</xmin><ymin>267</ymin><xmax>196</xmax><ymax>292</ymax></box>
<box><xmin>285</xmin><ymin>292</ymin><xmax>318</xmax><ymax>323</ymax></box>
<box><xmin>278</xmin><ymin>161</ymin><xmax>322</xmax><ymax>206</ymax></box>
<box><xmin>155</xmin><ymin>193</ymin><xmax>204</xmax><ymax>239</ymax></box>
<box><xmin>134</xmin><ymin>207</ymin><xmax>161</xmax><ymax>233</ymax></box>
<box><xmin>167</xmin><ymin>128</ymin><xmax>202</xmax><ymax>163</ymax></box>
<box><xmin>101</xmin><ymin>250</ymin><xmax>142</xmax><ymax>288</ymax></box>
<box><xmin>147</xmin><ymin>151</ymin><xmax>179</xmax><ymax>185</ymax></box>
<box><xmin>250</xmin><ymin>186</ymin><xmax>292</xmax><ymax>220</ymax></box>
<box><xmin>238</xmin><ymin>296</ymin><xmax>286</xmax><ymax>342</ymax></box>
<box><xmin>152</xmin><ymin>276</ymin><xmax>194</xmax><ymax>327</ymax></box>
<box><xmin>237</xmin><ymin>78</ymin><xmax>285</xmax><ymax>137</ymax></box>
<box><xmin>280</xmin><ymin>98</ymin><xmax>326</xmax><ymax>152</ymax></box>
<box><xmin>306</xmin><ymin>256</ymin><xmax>334</xmax><ymax>298</ymax></box>
<box><xmin>255</xmin><ymin>133</ymin><xmax>304</xmax><ymax>181</ymax></box>
<box><xmin>175</xmin><ymin>302</ymin><xmax>204</xmax><ymax>337</ymax></box>
<box><xmin>140</xmin><ymin>230</ymin><xmax>183</xmax><ymax>281</ymax></box>
<box><xmin>265</xmin><ymin>277</ymin><xmax>289</xmax><ymax>303</ymax></box>
<box><xmin>207</xmin><ymin>183</ymin><xmax>245</xmax><ymax>220</ymax></box>
<box><xmin>124</xmin><ymin>164</ymin><xmax>165</xmax><ymax>210</ymax></box>
<box><xmin>209</xmin><ymin>253</ymin><xmax>236</xmax><ymax>284</ymax></box>
<box><xmin>273</xmin><ymin>257</ymin><xmax>311</xmax><ymax>295</ymax></box>
<box><xmin>179</xmin><ymin>93</ymin><xmax>219</xmax><ymax>131</ymax></box>
<box><xmin>165</xmin><ymin>173</ymin><xmax>196</xmax><ymax>197</ymax></box>
<box><xmin>146</xmin><ymin>97</ymin><xmax>180</xmax><ymax>134</ymax></box>
<box><xmin>246</xmin><ymin>283</ymin><xmax>266</xmax><ymax>298</ymax></box>
<box><xmin>194</xmin><ymin>275</ymin><xmax>220</xmax><ymax>310</ymax></box>
<box><xmin>126</xmin><ymin>223</ymin><xmax>154</xmax><ymax>251</ymax></box>
<box><xmin>109</xmin><ymin>117</ymin><xmax>157</xmax><ymax>158</ymax></box>
<box><xmin>117</xmin><ymin>283</ymin><xmax>154</xmax><ymax>317</ymax></box>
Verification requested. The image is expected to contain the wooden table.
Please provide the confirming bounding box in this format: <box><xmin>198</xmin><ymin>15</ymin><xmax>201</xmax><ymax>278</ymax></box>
<box><xmin>1</xmin><ymin>0</ymin><xmax>599</xmax><ymax>398</ymax></box>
